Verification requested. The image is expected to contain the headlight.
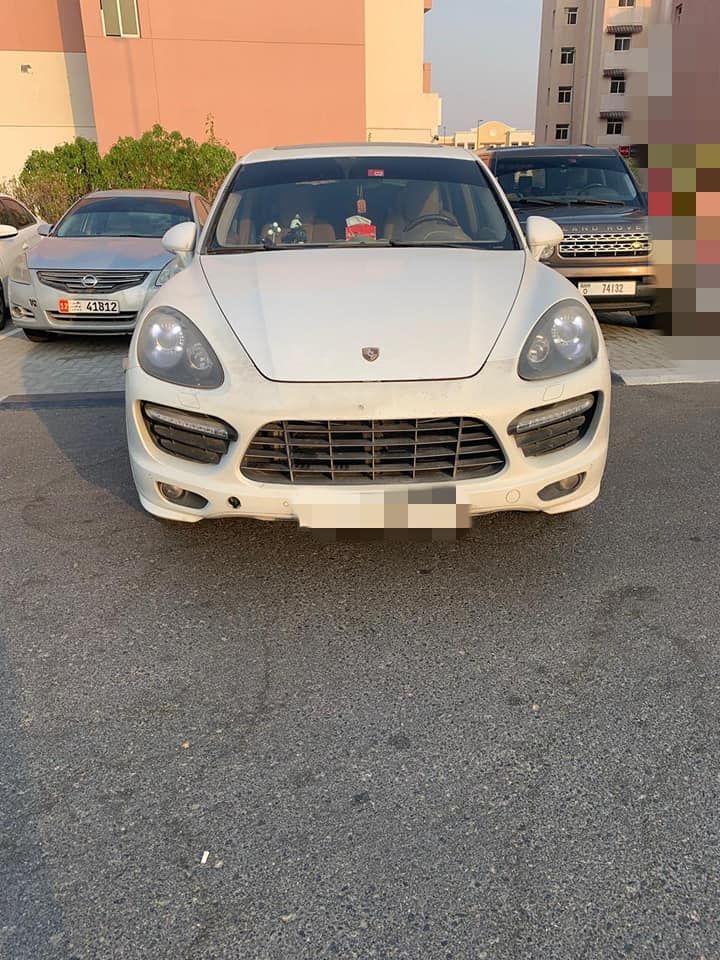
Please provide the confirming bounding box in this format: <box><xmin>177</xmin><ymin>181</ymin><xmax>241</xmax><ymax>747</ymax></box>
<box><xmin>10</xmin><ymin>254</ymin><xmax>31</xmax><ymax>284</ymax></box>
<box><xmin>518</xmin><ymin>300</ymin><xmax>599</xmax><ymax>381</ymax></box>
<box><xmin>137</xmin><ymin>306</ymin><xmax>224</xmax><ymax>388</ymax></box>
<box><xmin>155</xmin><ymin>256</ymin><xmax>185</xmax><ymax>287</ymax></box>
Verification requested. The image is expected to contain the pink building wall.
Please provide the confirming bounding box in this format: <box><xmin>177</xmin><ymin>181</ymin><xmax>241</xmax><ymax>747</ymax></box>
<box><xmin>77</xmin><ymin>0</ymin><xmax>367</xmax><ymax>155</ymax></box>
<box><xmin>7</xmin><ymin>0</ymin><xmax>85</xmax><ymax>52</ymax></box>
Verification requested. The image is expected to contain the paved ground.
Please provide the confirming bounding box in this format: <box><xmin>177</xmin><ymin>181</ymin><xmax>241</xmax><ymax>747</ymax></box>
<box><xmin>2</xmin><ymin>315</ymin><xmax>719</xmax><ymax>399</ymax></box>
<box><xmin>1</xmin><ymin>385</ymin><xmax>719</xmax><ymax>959</ymax></box>
<box><xmin>0</xmin><ymin>323</ymin><xmax>127</xmax><ymax>397</ymax></box>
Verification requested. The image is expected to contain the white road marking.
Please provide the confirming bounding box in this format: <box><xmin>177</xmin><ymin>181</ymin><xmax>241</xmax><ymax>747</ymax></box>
<box><xmin>0</xmin><ymin>327</ymin><xmax>22</xmax><ymax>341</ymax></box>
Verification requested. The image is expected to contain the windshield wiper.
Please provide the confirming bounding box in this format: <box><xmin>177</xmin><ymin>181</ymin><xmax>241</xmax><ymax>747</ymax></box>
<box><xmin>388</xmin><ymin>240</ymin><xmax>507</xmax><ymax>249</ymax></box>
<box><xmin>530</xmin><ymin>197</ymin><xmax>627</xmax><ymax>207</ymax></box>
<box><xmin>511</xmin><ymin>198</ymin><xmax>557</xmax><ymax>206</ymax></box>
<box><xmin>207</xmin><ymin>240</ymin><xmax>395</xmax><ymax>254</ymax></box>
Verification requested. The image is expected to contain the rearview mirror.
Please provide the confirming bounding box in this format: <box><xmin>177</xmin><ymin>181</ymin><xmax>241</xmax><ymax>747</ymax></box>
<box><xmin>525</xmin><ymin>216</ymin><xmax>564</xmax><ymax>261</ymax></box>
<box><xmin>38</xmin><ymin>223</ymin><xmax>52</xmax><ymax>236</ymax></box>
<box><xmin>162</xmin><ymin>221</ymin><xmax>197</xmax><ymax>258</ymax></box>
<box><xmin>0</xmin><ymin>223</ymin><xmax>18</xmax><ymax>239</ymax></box>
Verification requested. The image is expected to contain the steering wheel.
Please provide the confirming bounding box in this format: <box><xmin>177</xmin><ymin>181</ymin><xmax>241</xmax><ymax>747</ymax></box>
<box><xmin>404</xmin><ymin>213</ymin><xmax>460</xmax><ymax>232</ymax></box>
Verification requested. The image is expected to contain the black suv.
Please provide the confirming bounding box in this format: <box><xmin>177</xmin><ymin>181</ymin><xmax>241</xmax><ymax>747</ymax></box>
<box><xmin>483</xmin><ymin>145</ymin><xmax>655</xmax><ymax>326</ymax></box>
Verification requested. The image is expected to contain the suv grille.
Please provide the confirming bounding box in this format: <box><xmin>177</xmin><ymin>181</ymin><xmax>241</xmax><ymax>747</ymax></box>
<box><xmin>37</xmin><ymin>270</ymin><xmax>149</xmax><ymax>294</ymax></box>
<box><xmin>558</xmin><ymin>232</ymin><xmax>651</xmax><ymax>259</ymax></box>
<box><xmin>241</xmin><ymin>418</ymin><xmax>506</xmax><ymax>485</ymax></box>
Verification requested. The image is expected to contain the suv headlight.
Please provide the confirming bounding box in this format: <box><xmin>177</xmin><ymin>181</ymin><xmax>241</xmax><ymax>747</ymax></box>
<box><xmin>155</xmin><ymin>256</ymin><xmax>185</xmax><ymax>287</ymax></box>
<box><xmin>518</xmin><ymin>300</ymin><xmax>599</xmax><ymax>381</ymax></box>
<box><xmin>137</xmin><ymin>306</ymin><xmax>224</xmax><ymax>388</ymax></box>
<box><xmin>10</xmin><ymin>254</ymin><xmax>31</xmax><ymax>284</ymax></box>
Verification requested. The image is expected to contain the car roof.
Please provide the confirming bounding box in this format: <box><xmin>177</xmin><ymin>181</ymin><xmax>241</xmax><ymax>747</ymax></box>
<box><xmin>241</xmin><ymin>142</ymin><xmax>477</xmax><ymax>164</ymax></box>
<box><xmin>82</xmin><ymin>189</ymin><xmax>193</xmax><ymax>200</ymax></box>
<box><xmin>488</xmin><ymin>145</ymin><xmax>620</xmax><ymax>160</ymax></box>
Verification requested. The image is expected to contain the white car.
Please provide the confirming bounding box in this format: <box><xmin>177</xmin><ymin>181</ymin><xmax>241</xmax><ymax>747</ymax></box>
<box><xmin>125</xmin><ymin>144</ymin><xmax>611</xmax><ymax>531</ymax></box>
<box><xmin>0</xmin><ymin>195</ymin><xmax>45</xmax><ymax>329</ymax></box>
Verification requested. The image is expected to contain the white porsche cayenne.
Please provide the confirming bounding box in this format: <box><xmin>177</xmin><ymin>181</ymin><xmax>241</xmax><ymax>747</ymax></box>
<box><xmin>125</xmin><ymin>144</ymin><xmax>611</xmax><ymax>530</ymax></box>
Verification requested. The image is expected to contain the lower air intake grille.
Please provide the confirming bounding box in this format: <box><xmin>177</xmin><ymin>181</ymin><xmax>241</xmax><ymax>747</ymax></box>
<box><xmin>241</xmin><ymin>418</ymin><xmax>506</xmax><ymax>485</ymax></box>
<box><xmin>142</xmin><ymin>402</ymin><xmax>237</xmax><ymax>465</ymax></box>
<box><xmin>509</xmin><ymin>394</ymin><xmax>598</xmax><ymax>457</ymax></box>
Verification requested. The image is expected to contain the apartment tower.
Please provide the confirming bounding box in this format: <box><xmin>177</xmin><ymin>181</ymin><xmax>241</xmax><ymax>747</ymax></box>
<box><xmin>535</xmin><ymin>0</ymin><xmax>662</xmax><ymax>149</ymax></box>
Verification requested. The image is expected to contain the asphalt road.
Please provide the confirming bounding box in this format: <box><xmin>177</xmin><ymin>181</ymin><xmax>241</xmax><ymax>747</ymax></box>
<box><xmin>1</xmin><ymin>384</ymin><xmax>719</xmax><ymax>960</ymax></box>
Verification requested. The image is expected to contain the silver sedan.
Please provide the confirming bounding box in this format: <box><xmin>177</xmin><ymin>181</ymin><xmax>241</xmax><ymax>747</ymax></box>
<box><xmin>9</xmin><ymin>189</ymin><xmax>209</xmax><ymax>341</ymax></box>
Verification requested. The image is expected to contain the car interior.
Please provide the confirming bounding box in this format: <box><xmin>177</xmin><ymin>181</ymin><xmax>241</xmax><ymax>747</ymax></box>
<box><xmin>214</xmin><ymin>176</ymin><xmax>513</xmax><ymax>248</ymax></box>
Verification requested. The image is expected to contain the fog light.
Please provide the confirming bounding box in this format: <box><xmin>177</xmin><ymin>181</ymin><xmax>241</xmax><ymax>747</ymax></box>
<box><xmin>537</xmin><ymin>473</ymin><xmax>585</xmax><ymax>502</ymax></box>
<box><xmin>158</xmin><ymin>483</ymin><xmax>208</xmax><ymax>510</ymax></box>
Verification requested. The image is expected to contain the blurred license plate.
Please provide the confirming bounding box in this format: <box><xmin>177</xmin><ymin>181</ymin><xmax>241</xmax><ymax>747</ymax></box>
<box><xmin>578</xmin><ymin>281</ymin><xmax>636</xmax><ymax>297</ymax></box>
<box><xmin>58</xmin><ymin>299</ymin><xmax>119</xmax><ymax>314</ymax></box>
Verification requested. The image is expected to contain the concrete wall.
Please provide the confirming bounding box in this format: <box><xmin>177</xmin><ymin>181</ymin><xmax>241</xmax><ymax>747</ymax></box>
<box><xmin>78</xmin><ymin>0</ymin><xmax>368</xmax><ymax>155</ymax></box>
<box><xmin>0</xmin><ymin>0</ymin><xmax>96</xmax><ymax>180</ymax></box>
<box><xmin>364</xmin><ymin>0</ymin><xmax>441</xmax><ymax>142</ymax></box>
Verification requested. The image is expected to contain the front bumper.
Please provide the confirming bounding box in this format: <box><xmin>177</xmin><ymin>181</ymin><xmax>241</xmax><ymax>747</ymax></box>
<box><xmin>9</xmin><ymin>273</ymin><xmax>160</xmax><ymax>335</ymax></box>
<box><xmin>550</xmin><ymin>262</ymin><xmax>656</xmax><ymax>316</ymax></box>
<box><xmin>125</xmin><ymin>357</ymin><xmax>612</xmax><ymax>526</ymax></box>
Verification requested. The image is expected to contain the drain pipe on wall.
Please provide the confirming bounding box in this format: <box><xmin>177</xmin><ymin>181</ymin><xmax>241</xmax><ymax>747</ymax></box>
<box><xmin>582</xmin><ymin>0</ymin><xmax>600</xmax><ymax>143</ymax></box>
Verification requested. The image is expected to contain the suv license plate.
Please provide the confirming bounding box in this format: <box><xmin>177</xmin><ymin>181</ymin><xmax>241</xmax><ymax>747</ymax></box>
<box><xmin>578</xmin><ymin>281</ymin><xmax>636</xmax><ymax>297</ymax></box>
<box><xmin>58</xmin><ymin>299</ymin><xmax>120</xmax><ymax>314</ymax></box>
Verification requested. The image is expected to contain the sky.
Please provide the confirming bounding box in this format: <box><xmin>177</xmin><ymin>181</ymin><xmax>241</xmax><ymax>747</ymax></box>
<box><xmin>425</xmin><ymin>0</ymin><xmax>543</xmax><ymax>135</ymax></box>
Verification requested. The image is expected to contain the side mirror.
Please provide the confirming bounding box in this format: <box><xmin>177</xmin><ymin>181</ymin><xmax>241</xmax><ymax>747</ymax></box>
<box><xmin>0</xmin><ymin>224</ymin><xmax>19</xmax><ymax>239</ymax></box>
<box><xmin>38</xmin><ymin>223</ymin><xmax>52</xmax><ymax>236</ymax></box>
<box><xmin>525</xmin><ymin>215</ymin><xmax>564</xmax><ymax>261</ymax></box>
<box><xmin>162</xmin><ymin>221</ymin><xmax>197</xmax><ymax>258</ymax></box>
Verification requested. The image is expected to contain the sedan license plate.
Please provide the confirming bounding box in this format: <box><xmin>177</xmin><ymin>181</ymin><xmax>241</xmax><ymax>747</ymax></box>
<box><xmin>58</xmin><ymin>299</ymin><xmax>120</xmax><ymax>314</ymax></box>
<box><xmin>577</xmin><ymin>281</ymin><xmax>636</xmax><ymax>298</ymax></box>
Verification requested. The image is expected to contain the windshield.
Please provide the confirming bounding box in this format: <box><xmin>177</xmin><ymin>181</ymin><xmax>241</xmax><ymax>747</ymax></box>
<box><xmin>55</xmin><ymin>196</ymin><xmax>193</xmax><ymax>238</ymax></box>
<box><xmin>493</xmin><ymin>154</ymin><xmax>643</xmax><ymax>207</ymax></box>
<box><xmin>206</xmin><ymin>156</ymin><xmax>520</xmax><ymax>252</ymax></box>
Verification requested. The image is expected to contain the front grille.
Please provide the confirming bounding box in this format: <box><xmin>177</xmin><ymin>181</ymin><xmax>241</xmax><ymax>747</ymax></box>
<box><xmin>509</xmin><ymin>394</ymin><xmax>598</xmax><ymax>458</ymax></box>
<box><xmin>558</xmin><ymin>232</ymin><xmax>651</xmax><ymax>259</ymax></box>
<box><xmin>241</xmin><ymin>418</ymin><xmax>506</xmax><ymax>485</ymax></box>
<box><xmin>46</xmin><ymin>310</ymin><xmax>137</xmax><ymax>323</ymax></box>
<box><xmin>37</xmin><ymin>270</ymin><xmax>148</xmax><ymax>294</ymax></box>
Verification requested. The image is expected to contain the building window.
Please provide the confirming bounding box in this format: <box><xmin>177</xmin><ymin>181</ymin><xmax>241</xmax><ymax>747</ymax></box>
<box><xmin>618</xmin><ymin>0</ymin><xmax>635</xmax><ymax>6</ymax></box>
<box><xmin>606</xmin><ymin>120</ymin><xmax>624</xmax><ymax>135</ymax></box>
<box><xmin>560</xmin><ymin>47</ymin><xmax>575</xmax><ymax>64</ymax></box>
<box><xmin>555</xmin><ymin>124</ymin><xmax>570</xmax><ymax>141</ymax></box>
<box><xmin>610</xmin><ymin>78</ymin><xmax>626</xmax><ymax>94</ymax></box>
<box><xmin>566</xmin><ymin>7</ymin><xmax>578</xmax><ymax>24</ymax></box>
<box><xmin>558</xmin><ymin>85</ymin><xmax>573</xmax><ymax>103</ymax></box>
<box><xmin>101</xmin><ymin>0</ymin><xmax>140</xmax><ymax>38</ymax></box>
<box><xmin>614</xmin><ymin>36</ymin><xmax>631</xmax><ymax>51</ymax></box>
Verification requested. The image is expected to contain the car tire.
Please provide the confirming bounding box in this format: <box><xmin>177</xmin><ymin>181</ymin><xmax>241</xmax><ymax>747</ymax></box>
<box><xmin>23</xmin><ymin>329</ymin><xmax>56</xmax><ymax>343</ymax></box>
<box><xmin>0</xmin><ymin>285</ymin><xmax>7</xmax><ymax>331</ymax></box>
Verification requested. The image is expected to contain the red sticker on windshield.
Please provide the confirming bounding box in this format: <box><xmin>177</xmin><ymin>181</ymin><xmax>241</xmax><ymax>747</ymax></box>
<box><xmin>368</xmin><ymin>169</ymin><xmax>385</xmax><ymax>177</ymax></box>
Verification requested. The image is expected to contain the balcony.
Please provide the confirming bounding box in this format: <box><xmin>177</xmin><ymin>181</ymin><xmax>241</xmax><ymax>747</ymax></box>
<box><xmin>600</xmin><ymin>93</ymin><xmax>628</xmax><ymax>112</ymax></box>
<box><xmin>603</xmin><ymin>48</ymin><xmax>648</xmax><ymax>72</ymax></box>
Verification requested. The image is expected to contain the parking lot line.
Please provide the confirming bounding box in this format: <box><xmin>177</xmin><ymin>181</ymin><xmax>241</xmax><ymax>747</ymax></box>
<box><xmin>0</xmin><ymin>327</ymin><xmax>22</xmax><ymax>341</ymax></box>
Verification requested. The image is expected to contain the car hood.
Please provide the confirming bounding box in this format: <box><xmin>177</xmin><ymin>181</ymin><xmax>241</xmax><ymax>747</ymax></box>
<box><xmin>201</xmin><ymin>247</ymin><xmax>526</xmax><ymax>382</ymax></box>
<box><xmin>27</xmin><ymin>236</ymin><xmax>173</xmax><ymax>271</ymax></box>
<box><xmin>512</xmin><ymin>204</ymin><xmax>648</xmax><ymax>233</ymax></box>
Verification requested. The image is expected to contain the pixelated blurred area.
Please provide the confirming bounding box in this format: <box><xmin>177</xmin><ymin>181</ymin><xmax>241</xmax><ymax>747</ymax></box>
<box><xmin>645</xmin><ymin>0</ymin><xmax>720</xmax><ymax>338</ymax></box>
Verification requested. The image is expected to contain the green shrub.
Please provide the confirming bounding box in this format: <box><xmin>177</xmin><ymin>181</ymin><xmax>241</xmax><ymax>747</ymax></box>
<box><xmin>1</xmin><ymin>122</ymin><xmax>236</xmax><ymax>223</ymax></box>
<box><xmin>5</xmin><ymin>138</ymin><xmax>104</xmax><ymax>223</ymax></box>
<box><xmin>103</xmin><ymin>123</ymin><xmax>235</xmax><ymax>199</ymax></box>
